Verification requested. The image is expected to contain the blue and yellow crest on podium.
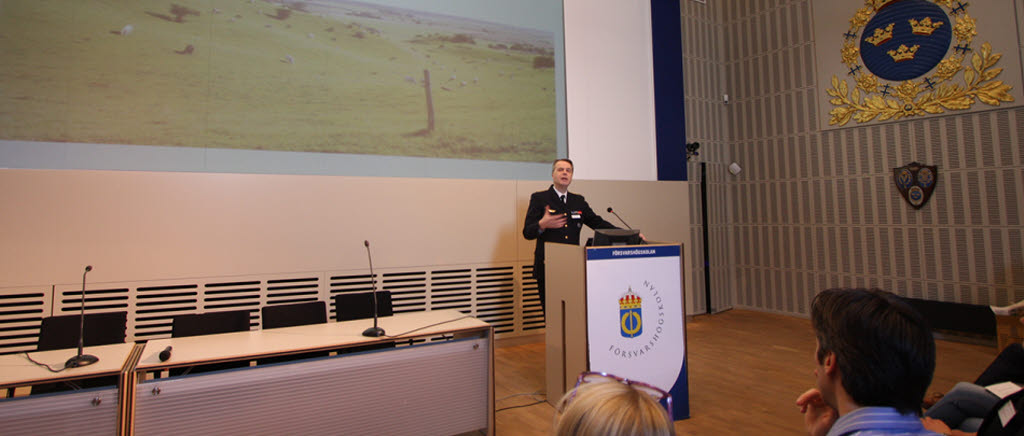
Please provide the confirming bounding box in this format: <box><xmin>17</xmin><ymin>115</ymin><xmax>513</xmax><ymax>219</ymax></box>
<box><xmin>619</xmin><ymin>288</ymin><xmax>642</xmax><ymax>338</ymax></box>
<box><xmin>827</xmin><ymin>0</ymin><xmax>1013</xmax><ymax>126</ymax></box>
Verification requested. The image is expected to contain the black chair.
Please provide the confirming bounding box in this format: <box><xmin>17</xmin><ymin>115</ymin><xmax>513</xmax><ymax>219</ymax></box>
<box><xmin>171</xmin><ymin>310</ymin><xmax>252</xmax><ymax>338</ymax></box>
<box><xmin>258</xmin><ymin>301</ymin><xmax>328</xmax><ymax>365</ymax></box>
<box><xmin>900</xmin><ymin>297</ymin><xmax>997</xmax><ymax>339</ymax></box>
<box><xmin>37</xmin><ymin>311</ymin><xmax>127</xmax><ymax>351</ymax></box>
<box><xmin>170</xmin><ymin>310</ymin><xmax>252</xmax><ymax>375</ymax></box>
<box><xmin>334</xmin><ymin>291</ymin><xmax>393</xmax><ymax>322</ymax></box>
<box><xmin>261</xmin><ymin>301</ymin><xmax>327</xmax><ymax>329</ymax></box>
<box><xmin>333</xmin><ymin>291</ymin><xmax>395</xmax><ymax>353</ymax></box>
<box><xmin>33</xmin><ymin>311</ymin><xmax>127</xmax><ymax>394</ymax></box>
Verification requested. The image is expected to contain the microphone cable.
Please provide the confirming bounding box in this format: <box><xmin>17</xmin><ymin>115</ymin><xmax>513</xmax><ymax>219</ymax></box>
<box><xmin>22</xmin><ymin>352</ymin><xmax>68</xmax><ymax>373</ymax></box>
<box><xmin>381</xmin><ymin>315</ymin><xmax>475</xmax><ymax>338</ymax></box>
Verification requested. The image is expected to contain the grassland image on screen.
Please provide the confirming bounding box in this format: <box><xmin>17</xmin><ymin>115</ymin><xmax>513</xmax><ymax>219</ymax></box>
<box><xmin>0</xmin><ymin>0</ymin><xmax>560</xmax><ymax>162</ymax></box>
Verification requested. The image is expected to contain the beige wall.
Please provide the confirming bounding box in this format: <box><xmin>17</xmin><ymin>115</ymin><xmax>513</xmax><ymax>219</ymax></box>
<box><xmin>563</xmin><ymin>0</ymin><xmax>659</xmax><ymax>180</ymax></box>
<box><xmin>0</xmin><ymin>170</ymin><xmax>691</xmax><ymax>303</ymax></box>
<box><xmin>0</xmin><ymin>170</ymin><xmax>687</xmax><ymax>284</ymax></box>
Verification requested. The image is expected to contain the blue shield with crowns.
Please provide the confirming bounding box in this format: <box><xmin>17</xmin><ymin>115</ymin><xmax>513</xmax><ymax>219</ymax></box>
<box><xmin>619</xmin><ymin>289</ymin><xmax>642</xmax><ymax>338</ymax></box>
<box><xmin>859</xmin><ymin>0</ymin><xmax>952</xmax><ymax>82</ymax></box>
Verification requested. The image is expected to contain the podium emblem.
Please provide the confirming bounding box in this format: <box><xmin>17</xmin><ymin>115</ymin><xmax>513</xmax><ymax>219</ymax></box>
<box><xmin>619</xmin><ymin>288</ymin><xmax>642</xmax><ymax>338</ymax></box>
<box><xmin>893</xmin><ymin>161</ymin><xmax>937</xmax><ymax>209</ymax></box>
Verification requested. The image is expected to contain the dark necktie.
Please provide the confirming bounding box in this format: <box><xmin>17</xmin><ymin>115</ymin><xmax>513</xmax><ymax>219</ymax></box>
<box><xmin>560</xmin><ymin>194</ymin><xmax>566</xmax><ymax>204</ymax></box>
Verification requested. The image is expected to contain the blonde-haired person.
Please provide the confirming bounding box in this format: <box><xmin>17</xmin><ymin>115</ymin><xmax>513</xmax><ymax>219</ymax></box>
<box><xmin>554</xmin><ymin>372</ymin><xmax>675</xmax><ymax>436</ymax></box>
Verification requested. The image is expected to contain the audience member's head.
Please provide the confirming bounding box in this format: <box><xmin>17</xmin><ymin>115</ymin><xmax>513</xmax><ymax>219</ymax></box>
<box><xmin>811</xmin><ymin>288</ymin><xmax>935</xmax><ymax>415</ymax></box>
<box><xmin>554</xmin><ymin>372</ymin><xmax>675</xmax><ymax>436</ymax></box>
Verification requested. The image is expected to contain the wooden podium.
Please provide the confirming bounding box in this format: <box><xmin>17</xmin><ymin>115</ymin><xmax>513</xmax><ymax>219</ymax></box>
<box><xmin>545</xmin><ymin>242</ymin><xmax>591</xmax><ymax>402</ymax></box>
<box><xmin>544</xmin><ymin>241</ymin><xmax>689</xmax><ymax>420</ymax></box>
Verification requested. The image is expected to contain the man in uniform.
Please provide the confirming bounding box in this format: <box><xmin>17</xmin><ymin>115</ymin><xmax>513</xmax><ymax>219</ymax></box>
<box><xmin>522</xmin><ymin>159</ymin><xmax>617</xmax><ymax>314</ymax></box>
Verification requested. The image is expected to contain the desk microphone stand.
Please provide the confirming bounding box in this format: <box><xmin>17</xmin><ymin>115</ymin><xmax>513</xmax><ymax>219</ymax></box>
<box><xmin>362</xmin><ymin>241</ymin><xmax>385</xmax><ymax>337</ymax></box>
<box><xmin>65</xmin><ymin>265</ymin><xmax>98</xmax><ymax>368</ymax></box>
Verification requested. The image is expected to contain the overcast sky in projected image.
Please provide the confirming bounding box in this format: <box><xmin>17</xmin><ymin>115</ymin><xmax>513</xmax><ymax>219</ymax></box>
<box><xmin>361</xmin><ymin>0</ymin><xmax>562</xmax><ymax>31</ymax></box>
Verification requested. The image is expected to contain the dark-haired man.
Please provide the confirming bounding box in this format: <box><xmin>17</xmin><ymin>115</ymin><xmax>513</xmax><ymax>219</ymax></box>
<box><xmin>522</xmin><ymin>159</ymin><xmax>617</xmax><ymax>314</ymax></box>
<box><xmin>796</xmin><ymin>288</ymin><xmax>940</xmax><ymax>436</ymax></box>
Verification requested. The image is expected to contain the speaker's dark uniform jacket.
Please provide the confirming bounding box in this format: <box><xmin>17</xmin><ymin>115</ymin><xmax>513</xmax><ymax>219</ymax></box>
<box><xmin>522</xmin><ymin>185</ymin><xmax>616</xmax><ymax>309</ymax></box>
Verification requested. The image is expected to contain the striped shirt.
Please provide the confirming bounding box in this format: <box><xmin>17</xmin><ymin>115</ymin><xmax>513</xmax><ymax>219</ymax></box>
<box><xmin>826</xmin><ymin>407</ymin><xmax>942</xmax><ymax>436</ymax></box>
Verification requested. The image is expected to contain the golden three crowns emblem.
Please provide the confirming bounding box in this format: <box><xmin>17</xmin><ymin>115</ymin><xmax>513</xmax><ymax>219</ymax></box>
<box><xmin>827</xmin><ymin>0</ymin><xmax>1013</xmax><ymax>126</ymax></box>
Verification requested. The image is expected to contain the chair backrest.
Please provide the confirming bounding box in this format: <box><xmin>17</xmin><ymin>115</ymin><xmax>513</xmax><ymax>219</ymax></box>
<box><xmin>900</xmin><ymin>297</ymin><xmax>996</xmax><ymax>337</ymax></box>
<box><xmin>37</xmin><ymin>311</ymin><xmax>128</xmax><ymax>351</ymax></box>
<box><xmin>171</xmin><ymin>310</ymin><xmax>252</xmax><ymax>338</ymax></box>
<box><xmin>334</xmin><ymin>291</ymin><xmax>393</xmax><ymax>322</ymax></box>
<box><xmin>261</xmin><ymin>301</ymin><xmax>327</xmax><ymax>329</ymax></box>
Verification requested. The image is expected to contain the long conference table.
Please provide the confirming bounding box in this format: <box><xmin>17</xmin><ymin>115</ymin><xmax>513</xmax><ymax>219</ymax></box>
<box><xmin>0</xmin><ymin>310</ymin><xmax>494</xmax><ymax>435</ymax></box>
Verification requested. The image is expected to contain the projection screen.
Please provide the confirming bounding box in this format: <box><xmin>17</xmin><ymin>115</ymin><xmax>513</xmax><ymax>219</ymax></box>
<box><xmin>0</xmin><ymin>0</ymin><xmax>566</xmax><ymax>179</ymax></box>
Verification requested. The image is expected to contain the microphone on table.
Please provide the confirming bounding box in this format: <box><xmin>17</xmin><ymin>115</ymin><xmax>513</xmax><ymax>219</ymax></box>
<box><xmin>159</xmin><ymin>346</ymin><xmax>173</xmax><ymax>362</ymax></box>
<box><xmin>361</xmin><ymin>240</ymin><xmax>386</xmax><ymax>337</ymax></box>
<box><xmin>607</xmin><ymin>207</ymin><xmax>633</xmax><ymax>230</ymax></box>
<box><xmin>65</xmin><ymin>265</ymin><xmax>99</xmax><ymax>369</ymax></box>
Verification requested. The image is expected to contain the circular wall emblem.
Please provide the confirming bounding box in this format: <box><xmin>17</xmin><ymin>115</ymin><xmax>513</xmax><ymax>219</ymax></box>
<box><xmin>917</xmin><ymin>167</ymin><xmax>935</xmax><ymax>187</ymax></box>
<box><xmin>908</xmin><ymin>186</ymin><xmax>924</xmax><ymax>205</ymax></box>
<box><xmin>896</xmin><ymin>168</ymin><xmax>914</xmax><ymax>189</ymax></box>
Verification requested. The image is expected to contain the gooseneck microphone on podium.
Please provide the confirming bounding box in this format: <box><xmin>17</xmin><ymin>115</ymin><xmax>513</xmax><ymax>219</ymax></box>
<box><xmin>361</xmin><ymin>240</ymin><xmax>386</xmax><ymax>337</ymax></box>
<box><xmin>607</xmin><ymin>207</ymin><xmax>633</xmax><ymax>229</ymax></box>
<box><xmin>65</xmin><ymin>265</ymin><xmax>99</xmax><ymax>369</ymax></box>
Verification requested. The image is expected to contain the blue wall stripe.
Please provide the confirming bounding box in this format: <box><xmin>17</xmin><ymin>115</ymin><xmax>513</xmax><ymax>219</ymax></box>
<box><xmin>651</xmin><ymin>0</ymin><xmax>686</xmax><ymax>181</ymax></box>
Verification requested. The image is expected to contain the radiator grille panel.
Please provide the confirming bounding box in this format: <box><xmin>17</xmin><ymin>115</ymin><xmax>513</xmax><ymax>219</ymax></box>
<box><xmin>0</xmin><ymin>263</ymin><xmax>540</xmax><ymax>354</ymax></box>
<box><xmin>0</xmin><ymin>386</ymin><xmax>119</xmax><ymax>435</ymax></box>
<box><xmin>134</xmin><ymin>338</ymin><xmax>489</xmax><ymax>435</ymax></box>
<box><xmin>0</xmin><ymin>289</ymin><xmax>49</xmax><ymax>353</ymax></box>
